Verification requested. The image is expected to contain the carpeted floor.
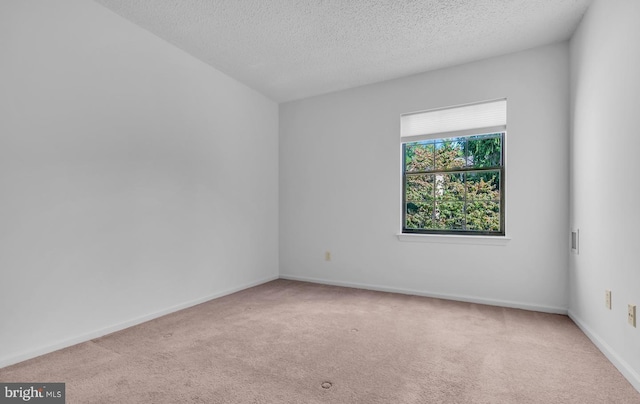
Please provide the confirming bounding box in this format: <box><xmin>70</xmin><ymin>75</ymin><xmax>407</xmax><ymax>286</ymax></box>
<box><xmin>1</xmin><ymin>279</ymin><xmax>639</xmax><ymax>403</ymax></box>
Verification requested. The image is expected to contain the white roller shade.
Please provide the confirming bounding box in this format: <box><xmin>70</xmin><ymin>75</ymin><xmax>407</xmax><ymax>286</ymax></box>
<box><xmin>401</xmin><ymin>99</ymin><xmax>506</xmax><ymax>140</ymax></box>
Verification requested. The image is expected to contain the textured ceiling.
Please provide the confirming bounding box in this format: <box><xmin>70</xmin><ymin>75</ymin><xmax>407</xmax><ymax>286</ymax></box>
<box><xmin>93</xmin><ymin>0</ymin><xmax>592</xmax><ymax>102</ymax></box>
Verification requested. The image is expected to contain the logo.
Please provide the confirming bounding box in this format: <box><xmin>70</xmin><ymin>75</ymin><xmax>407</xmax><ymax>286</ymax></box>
<box><xmin>0</xmin><ymin>384</ymin><xmax>65</xmax><ymax>403</ymax></box>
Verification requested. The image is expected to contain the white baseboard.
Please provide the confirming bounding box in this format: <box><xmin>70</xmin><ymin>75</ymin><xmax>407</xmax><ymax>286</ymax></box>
<box><xmin>0</xmin><ymin>274</ymin><xmax>278</xmax><ymax>369</ymax></box>
<box><xmin>568</xmin><ymin>310</ymin><xmax>640</xmax><ymax>393</ymax></box>
<box><xmin>279</xmin><ymin>274</ymin><xmax>568</xmax><ymax>314</ymax></box>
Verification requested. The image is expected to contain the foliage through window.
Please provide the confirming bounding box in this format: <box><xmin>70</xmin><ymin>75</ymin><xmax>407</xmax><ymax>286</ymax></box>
<box><xmin>402</xmin><ymin>133</ymin><xmax>505</xmax><ymax>235</ymax></box>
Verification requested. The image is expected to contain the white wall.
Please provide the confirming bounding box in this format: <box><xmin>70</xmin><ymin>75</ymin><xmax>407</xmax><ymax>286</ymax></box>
<box><xmin>569</xmin><ymin>0</ymin><xmax>640</xmax><ymax>390</ymax></box>
<box><xmin>280</xmin><ymin>43</ymin><xmax>570</xmax><ymax>313</ymax></box>
<box><xmin>0</xmin><ymin>0</ymin><xmax>279</xmax><ymax>367</ymax></box>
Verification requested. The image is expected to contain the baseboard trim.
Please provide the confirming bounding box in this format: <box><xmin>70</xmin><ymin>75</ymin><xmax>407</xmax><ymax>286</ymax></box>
<box><xmin>568</xmin><ymin>310</ymin><xmax>640</xmax><ymax>393</ymax></box>
<box><xmin>279</xmin><ymin>274</ymin><xmax>568</xmax><ymax>314</ymax></box>
<box><xmin>0</xmin><ymin>274</ymin><xmax>279</xmax><ymax>369</ymax></box>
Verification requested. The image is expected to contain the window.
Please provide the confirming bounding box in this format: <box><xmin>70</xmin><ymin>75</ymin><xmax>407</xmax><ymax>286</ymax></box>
<box><xmin>401</xmin><ymin>99</ymin><xmax>506</xmax><ymax>236</ymax></box>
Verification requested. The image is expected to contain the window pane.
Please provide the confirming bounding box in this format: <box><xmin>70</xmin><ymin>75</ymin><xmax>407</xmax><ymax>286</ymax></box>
<box><xmin>465</xmin><ymin>200</ymin><xmax>501</xmax><ymax>231</ymax></box>
<box><xmin>466</xmin><ymin>171</ymin><xmax>501</xmax><ymax>201</ymax></box>
<box><xmin>434</xmin><ymin>200</ymin><xmax>465</xmax><ymax>230</ymax></box>
<box><xmin>467</xmin><ymin>133</ymin><xmax>502</xmax><ymax>168</ymax></box>
<box><xmin>436</xmin><ymin>173</ymin><xmax>465</xmax><ymax>201</ymax></box>
<box><xmin>405</xmin><ymin>141</ymin><xmax>434</xmax><ymax>172</ymax></box>
<box><xmin>405</xmin><ymin>201</ymin><xmax>434</xmax><ymax>229</ymax></box>
<box><xmin>435</xmin><ymin>138</ymin><xmax>465</xmax><ymax>170</ymax></box>
<box><xmin>405</xmin><ymin>174</ymin><xmax>434</xmax><ymax>202</ymax></box>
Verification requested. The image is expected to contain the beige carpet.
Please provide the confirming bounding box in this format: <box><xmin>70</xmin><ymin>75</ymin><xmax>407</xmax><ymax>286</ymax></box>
<box><xmin>1</xmin><ymin>279</ymin><xmax>639</xmax><ymax>403</ymax></box>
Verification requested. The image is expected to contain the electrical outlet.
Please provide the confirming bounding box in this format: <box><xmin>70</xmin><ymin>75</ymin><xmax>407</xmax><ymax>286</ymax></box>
<box><xmin>325</xmin><ymin>251</ymin><xmax>331</xmax><ymax>261</ymax></box>
<box><xmin>629</xmin><ymin>304</ymin><xmax>636</xmax><ymax>328</ymax></box>
<box><xmin>605</xmin><ymin>290</ymin><xmax>612</xmax><ymax>310</ymax></box>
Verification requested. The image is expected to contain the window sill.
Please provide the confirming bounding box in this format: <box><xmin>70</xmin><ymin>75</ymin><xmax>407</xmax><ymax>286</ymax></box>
<box><xmin>396</xmin><ymin>233</ymin><xmax>511</xmax><ymax>245</ymax></box>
